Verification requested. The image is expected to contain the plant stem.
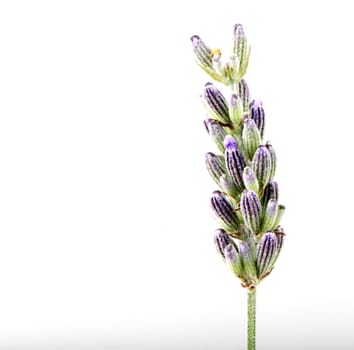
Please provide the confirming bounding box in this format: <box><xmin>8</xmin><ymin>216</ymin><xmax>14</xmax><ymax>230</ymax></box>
<box><xmin>247</xmin><ymin>287</ymin><xmax>256</xmax><ymax>350</ymax></box>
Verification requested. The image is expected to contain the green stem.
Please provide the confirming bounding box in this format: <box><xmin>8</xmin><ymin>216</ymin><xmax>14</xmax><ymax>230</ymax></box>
<box><xmin>247</xmin><ymin>288</ymin><xmax>256</xmax><ymax>350</ymax></box>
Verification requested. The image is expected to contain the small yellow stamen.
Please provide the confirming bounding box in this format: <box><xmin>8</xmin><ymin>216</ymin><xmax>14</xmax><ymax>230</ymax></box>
<box><xmin>210</xmin><ymin>48</ymin><xmax>222</xmax><ymax>57</ymax></box>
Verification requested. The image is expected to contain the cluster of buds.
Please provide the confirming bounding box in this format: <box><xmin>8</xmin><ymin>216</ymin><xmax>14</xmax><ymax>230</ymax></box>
<box><xmin>192</xmin><ymin>24</ymin><xmax>285</xmax><ymax>290</ymax></box>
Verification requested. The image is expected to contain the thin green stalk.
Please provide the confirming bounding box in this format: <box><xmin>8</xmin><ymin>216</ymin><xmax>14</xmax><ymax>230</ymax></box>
<box><xmin>247</xmin><ymin>288</ymin><xmax>256</xmax><ymax>350</ymax></box>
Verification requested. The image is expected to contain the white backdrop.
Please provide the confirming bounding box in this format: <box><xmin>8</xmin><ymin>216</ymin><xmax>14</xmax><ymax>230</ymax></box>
<box><xmin>0</xmin><ymin>1</ymin><xmax>353</xmax><ymax>349</ymax></box>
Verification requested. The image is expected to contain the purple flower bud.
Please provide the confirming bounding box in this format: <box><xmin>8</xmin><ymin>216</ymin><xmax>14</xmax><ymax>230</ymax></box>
<box><xmin>237</xmin><ymin>79</ymin><xmax>250</xmax><ymax>112</ymax></box>
<box><xmin>229</xmin><ymin>94</ymin><xmax>243</xmax><ymax>126</ymax></box>
<box><xmin>214</xmin><ymin>228</ymin><xmax>235</xmax><ymax>260</ymax></box>
<box><xmin>204</xmin><ymin>118</ymin><xmax>226</xmax><ymax>153</ymax></box>
<box><xmin>190</xmin><ymin>35</ymin><xmax>213</xmax><ymax>68</ymax></box>
<box><xmin>262</xmin><ymin>180</ymin><xmax>279</xmax><ymax>206</ymax></box>
<box><xmin>225</xmin><ymin>136</ymin><xmax>247</xmax><ymax>191</ymax></box>
<box><xmin>239</xmin><ymin>242</ymin><xmax>257</xmax><ymax>284</ymax></box>
<box><xmin>210</xmin><ymin>191</ymin><xmax>240</xmax><ymax>232</ymax></box>
<box><xmin>205</xmin><ymin>152</ymin><xmax>226</xmax><ymax>187</ymax></box>
<box><xmin>240</xmin><ymin>190</ymin><xmax>262</xmax><ymax>232</ymax></box>
<box><xmin>242</xmin><ymin>118</ymin><xmax>261</xmax><ymax>160</ymax></box>
<box><xmin>203</xmin><ymin>83</ymin><xmax>230</xmax><ymax>124</ymax></box>
<box><xmin>252</xmin><ymin>145</ymin><xmax>272</xmax><ymax>188</ymax></box>
<box><xmin>261</xmin><ymin>199</ymin><xmax>278</xmax><ymax>232</ymax></box>
<box><xmin>224</xmin><ymin>243</ymin><xmax>243</xmax><ymax>276</ymax></box>
<box><xmin>256</xmin><ymin>231</ymin><xmax>279</xmax><ymax>279</ymax></box>
<box><xmin>266</xmin><ymin>143</ymin><xmax>277</xmax><ymax>179</ymax></box>
<box><xmin>242</xmin><ymin>166</ymin><xmax>259</xmax><ymax>193</ymax></box>
<box><xmin>250</xmin><ymin>99</ymin><xmax>265</xmax><ymax>138</ymax></box>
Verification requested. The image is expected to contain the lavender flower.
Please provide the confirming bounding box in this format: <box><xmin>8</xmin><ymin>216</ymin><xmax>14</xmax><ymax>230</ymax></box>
<box><xmin>191</xmin><ymin>24</ymin><xmax>287</xmax><ymax>350</ymax></box>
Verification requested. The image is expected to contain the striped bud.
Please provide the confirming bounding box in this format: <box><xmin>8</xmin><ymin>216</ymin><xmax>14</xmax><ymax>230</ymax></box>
<box><xmin>224</xmin><ymin>243</ymin><xmax>244</xmax><ymax>276</ymax></box>
<box><xmin>252</xmin><ymin>145</ymin><xmax>272</xmax><ymax>188</ymax></box>
<box><xmin>224</xmin><ymin>135</ymin><xmax>247</xmax><ymax>191</ymax></box>
<box><xmin>261</xmin><ymin>199</ymin><xmax>278</xmax><ymax>232</ymax></box>
<box><xmin>239</xmin><ymin>242</ymin><xmax>257</xmax><ymax>284</ymax></box>
<box><xmin>256</xmin><ymin>231</ymin><xmax>279</xmax><ymax>279</ymax></box>
<box><xmin>273</xmin><ymin>204</ymin><xmax>285</xmax><ymax>228</ymax></box>
<box><xmin>205</xmin><ymin>152</ymin><xmax>226</xmax><ymax>187</ymax></box>
<box><xmin>237</xmin><ymin>79</ymin><xmax>250</xmax><ymax>113</ymax></box>
<box><xmin>240</xmin><ymin>190</ymin><xmax>262</xmax><ymax>233</ymax></box>
<box><xmin>210</xmin><ymin>191</ymin><xmax>240</xmax><ymax>232</ymax></box>
<box><xmin>229</xmin><ymin>94</ymin><xmax>243</xmax><ymax>126</ymax></box>
<box><xmin>214</xmin><ymin>228</ymin><xmax>235</xmax><ymax>260</ymax></box>
<box><xmin>242</xmin><ymin>118</ymin><xmax>261</xmax><ymax>160</ymax></box>
<box><xmin>242</xmin><ymin>166</ymin><xmax>259</xmax><ymax>193</ymax></box>
<box><xmin>191</xmin><ymin>36</ymin><xmax>223</xmax><ymax>83</ymax></box>
<box><xmin>204</xmin><ymin>119</ymin><xmax>226</xmax><ymax>153</ymax></box>
<box><xmin>203</xmin><ymin>83</ymin><xmax>230</xmax><ymax>124</ymax></box>
<box><xmin>232</xmin><ymin>24</ymin><xmax>250</xmax><ymax>79</ymax></box>
<box><xmin>250</xmin><ymin>100</ymin><xmax>265</xmax><ymax>138</ymax></box>
<box><xmin>262</xmin><ymin>180</ymin><xmax>279</xmax><ymax>206</ymax></box>
<box><xmin>220</xmin><ymin>174</ymin><xmax>238</xmax><ymax>197</ymax></box>
<box><xmin>191</xmin><ymin>35</ymin><xmax>213</xmax><ymax>68</ymax></box>
<box><xmin>266</xmin><ymin>143</ymin><xmax>277</xmax><ymax>179</ymax></box>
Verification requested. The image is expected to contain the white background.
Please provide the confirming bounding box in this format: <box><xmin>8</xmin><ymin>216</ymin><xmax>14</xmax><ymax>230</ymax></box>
<box><xmin>0</xmin><ymin>1</ymin><xmax>353</xmax><ymax>349</ymax></box>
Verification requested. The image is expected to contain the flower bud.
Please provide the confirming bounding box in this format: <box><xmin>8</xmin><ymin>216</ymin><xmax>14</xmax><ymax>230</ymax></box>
<box><xmin>240</xmin><ymin>190</ymin><xmax>262</xmax><ymax>233</ymax></box>
<box><xmin>224</xmin><ymin>135</ymin><xmax>247</xmax><ymax>191</ymax></box>
<box><xmin>191</xmin><ymin>35</ymin><xmax>213</xmax><ymax>68</ymax></box>
<box><xmin>250</xmin><ymin>99</ymin><xmax>265</xmax><ymax>138</ymax></box>
<box><xmin>224</xmin><ymin>243</ymin><xmax>243</xmax><ymax>276</ymax></box>
<box><xmin>261</xmin><ymin>199</ymin><xmax>278</xmax><ymax>232</ymax></box>
<box><xmin>273</xmin><ymin>204</ymin><xmax>285</xmax><ymax>228</ymax></box>
<box><xmin>191</xmin><ymin>36</ymin><xmax>223</xmax><ymax>83</ymax></box>
<box><xmin>262</xmin><ymin>180</ymin><xmax>279</xmax><ymax>206</ymax></box>
<box><xmin>237</xmin><ymin>79</ymin><xmax>250</xmax><ymax>113</ymax></box>
<box><xmin>252</xmin><ymin>145</ymin><xmax>272</xmax><ymax>188</ymax></box>
<box><xmin>214</xmin><ymin>228</ymin><xmax>235</xmax><ymax>260</ymax></box>
<box><xmin>220</xmin><ymin>174</ymin><xmax>238</xmax><ymax>197</ymax></box>
<box><xmin>204</xmin><ymin>119</ymin><xmax>226</xmax><ymax>153</ymax></box>
<box><xmin>210</xmin><ymin>191</ymin><xmax>240</xmax><ymax>232</ymax></box>
<box><xmin>203</xmin><ymin>83</ymin><xmax>230</xmax><ymax>125</ymax></box>
<box><xmin>229</xmin><ymin>94</ymin><xmax>243</xmax><ymax>126</ymax></box>
<box><xmin>242</xmin><ymin>166</ymin><xmax>259</xmax><ymax>193</ymax></box>
<box><xmin>242</xmin><ymin>118</ymin><xmax>261</xmax><ymax>160</ymax></box>
<box><xmin>239</xmin><ymin>242</ymin><xmax>257</xmax><ymax>284</ymax></box>
<box><xmin>266</xmin><ymin>143</ymin><xmax>277</xmax><ymax>179</ymax></box>
<box><xmin>205</xmin><ymin>152</ymin><xmax>226</xmax><ymax>187</ymax></box>
<box><xmin>232</xmin><ymin>24</ymin><xmax>251</xmax><ymax>79</ymax></box>
<box><xmin>256</xmin><ymin>231</ymin><xmax>279</xmax><ymax>279</ymax></box>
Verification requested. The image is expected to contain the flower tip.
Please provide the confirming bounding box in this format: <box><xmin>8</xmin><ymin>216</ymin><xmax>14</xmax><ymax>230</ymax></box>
<box><xmin>190</xmin><ymin>35</ymin><xmax>200</xmax><ymax>43</ymax></box>
<box><xmin>204</xmin><ymin>82</ymin><xmax>213</xmax><ymax>88</ymax></box>
<box><xmin>224</xmin><ymin>135</ymin><xmax>237</xmax><ymax>150</ymax></box>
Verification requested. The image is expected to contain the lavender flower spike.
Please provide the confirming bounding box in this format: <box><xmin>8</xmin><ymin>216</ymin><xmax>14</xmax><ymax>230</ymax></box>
<box><xmin>191</xmin><ymin>24</ymin><xmax>287</xmax><ymax>350</ymax></box>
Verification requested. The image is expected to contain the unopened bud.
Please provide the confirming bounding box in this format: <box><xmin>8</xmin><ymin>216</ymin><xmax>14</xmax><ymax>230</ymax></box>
<box><xmin>240</xmin><ymin>190</ymin><xmax>262</xmax><ymax>233</ymax></box>
<box><xmin>242</xmin><ymin>118</ymin><xmax>261</xmax><ymax>160</ymax></box>
<box><xmin>203</xmin><ymin>83</ymin><xmax>230</xmax><ymax>125</ymax></box>
<box><xmin>210</xmin><ymin>190</ymin><xmax>240</xmax><ymax>232</ymax></box>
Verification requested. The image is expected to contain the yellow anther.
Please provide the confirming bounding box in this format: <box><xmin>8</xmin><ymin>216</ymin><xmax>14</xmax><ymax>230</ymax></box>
<box><xmin>209</xmin><ymin>48</ymin><xmax>222</xmax><ymax>57</ymax></box>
